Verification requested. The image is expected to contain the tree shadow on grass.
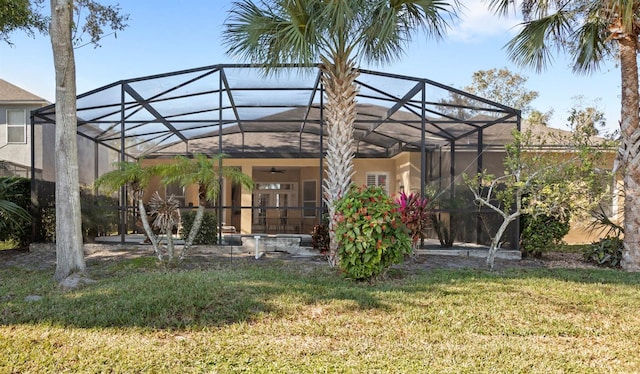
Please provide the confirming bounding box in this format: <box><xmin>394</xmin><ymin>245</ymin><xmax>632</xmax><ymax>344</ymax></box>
<box><xmin>1</xmin><ymin>253</ymin><xmax>639</xmax><ymax>330</ymax></box>
<box><xmin>0</xmin><ymin>257</ymin><xmax>388</xmax><ymax>329</ymax></box>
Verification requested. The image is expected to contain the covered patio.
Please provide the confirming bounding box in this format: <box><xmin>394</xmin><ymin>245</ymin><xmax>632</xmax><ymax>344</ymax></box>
<box><xmin>30</xmin><ymin>64</ymin><xmax>520</xmax><ymax>246</ymax></box>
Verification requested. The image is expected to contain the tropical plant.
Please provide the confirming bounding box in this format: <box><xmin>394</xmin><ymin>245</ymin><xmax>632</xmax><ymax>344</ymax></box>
<box><xmin>223</xmin><ymin>0</ymin><xmax>459</xmax><ymax>266</ymax></box>
<box><xmin>156</xmin><ymin>153</ymin><xmax>253</xmax><ymax>260</ymax></box>
<box><xmin>584</xmin><ymin>236</ymin><xmax>624</xmax><ymax>268</ymax></box>
<box><xmin>395</xmin><ymin>191</ymin><xmax>431</xmax><ymax>251</ymax></box>
<box><xmin>147</xmin><ymin>192</ymin><xmax>181</xmax><ymax>262</ymax></box>
<box><xmin>334</xmin><ymin>185</ymin><xmax>411</xmax><ymax>281</ymax></box>
<box><xmin>486</xmin><ymin>0</ymin><xmax>640</xmax><ymax>271</ymax></box>
<box><xmin>0</xmin><ymin>177</ymin><xmax>31</xmax><ymax>248</ymax></box>
<box><xmin>94</xmin><ymin>160</ymin><xmax>166</xmax><ymax>261</ymax></box>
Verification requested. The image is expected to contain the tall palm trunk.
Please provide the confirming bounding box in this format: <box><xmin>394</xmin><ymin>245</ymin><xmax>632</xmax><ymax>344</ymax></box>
<box><xmin>180</xmin><ymin>203</ymin><xmax>206</xmax><ymax>260</ymax></box>
<box><xmin>321</xmin><ymin>59</ymin><xmax>359</xmax><ymax>267</ymax></box>
<box><xmin>618</xmin><ymin>35</ymin><xmax>640</xmax><ymax>271</ymax></box>
<box><xmin>51</xmin><ymin>0</ymin><xmax>86</xmax><ymax>281</ymax></box>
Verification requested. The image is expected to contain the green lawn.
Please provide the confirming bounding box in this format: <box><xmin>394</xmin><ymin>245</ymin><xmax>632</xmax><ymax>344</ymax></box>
<box><xmin>1</xmin><ymin>255</ymin><xmax>639</xmax><ymax>373</ymax></box>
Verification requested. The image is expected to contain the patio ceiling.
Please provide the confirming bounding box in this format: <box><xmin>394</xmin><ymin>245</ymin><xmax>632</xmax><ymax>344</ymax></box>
<box><xmin>31</xmin><ymin>64</ymin><xmax>521</xmax><ymax>159</ymax></box>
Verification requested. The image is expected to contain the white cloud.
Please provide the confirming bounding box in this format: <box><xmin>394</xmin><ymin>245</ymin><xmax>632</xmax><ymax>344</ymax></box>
<box><xmin>448</xmin><ymin>0</ymin><xmax>522</xmax><ymax>43</ymax></box>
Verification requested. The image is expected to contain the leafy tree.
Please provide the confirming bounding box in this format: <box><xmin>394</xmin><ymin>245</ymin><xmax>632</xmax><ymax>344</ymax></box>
<box><xmin>0</xmin><ymin>0</ymin><xmax>48</xmax><ymax>45</ymax></box>
<box><xmin>567</xmin><ymin>96</ymin><xmax>607</xmax><ymax>136</ymax></box>
<box><xmin>527</xmin><ymin>109</ymin><xmax>553</xmax><ymax>127</ymax></box>
<box><xmin>438</xmin><ymin>67</ymin><xmax>538</xmax><ymax>119</ymax></box>
<box><xmin>486</xmin><ymin>0</ymin><xmax>640</xmax><ymax>271</ymax></box>
<box><xmin>464</xmin><ymin>68</ymin><xmax>539</xmax><ymax>116</ymax></box>
<box><xmin>223</xmin><ymin>0</ymin><xmax>459</xmax><ymax>266</ymax></box>
<box><xmin>466</xmin><ymin>127</ymin><xmax>613</xmax><ymax>269</ymax></box>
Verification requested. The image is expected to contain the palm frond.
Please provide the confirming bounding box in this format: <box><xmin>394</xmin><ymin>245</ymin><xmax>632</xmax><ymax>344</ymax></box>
<box><xmin>570</xmin><ymin>12</ymin><xmax>612</xmax><ymax>74</ymax></box>
<box><xmin>224</xmin><ymin>0</ymin><xmax>320</xmax><ymax>72</ymax></box>
<box><xmin>505</xmin><ymin>12</ymin><xmax>572</xmax><ymax>72</ymax></box>
<box><xmin>360</xmin><ymin>0</ymin><xmax>459</xmax><ymax>65</ymax></box>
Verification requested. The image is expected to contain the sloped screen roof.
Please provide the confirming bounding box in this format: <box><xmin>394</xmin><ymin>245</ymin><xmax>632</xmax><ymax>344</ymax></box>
<box><xmin>32</xmin><ymin>64</ymin><xmax>520</xmax><ymax>159</ymax></box>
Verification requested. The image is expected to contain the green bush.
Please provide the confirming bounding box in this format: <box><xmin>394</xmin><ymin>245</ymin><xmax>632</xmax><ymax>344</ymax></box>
<box><xmin>520</xmin><ymin>214</ymin><xmax>570</xmax><ymax>257</ymax></box>
<box><xmin>181</xmin><ymin>210</ymin><xmax>218</xmax><ymax>245</ymax></box>
<box><xmin>334</xmin><ymin>185</ymin><xmax>411</xmax><ymax>281</ymax></box>
<box><xmin>584</xmin><ymin>236</ymin><xmax>623</xmax><ymax>268</ymax></box>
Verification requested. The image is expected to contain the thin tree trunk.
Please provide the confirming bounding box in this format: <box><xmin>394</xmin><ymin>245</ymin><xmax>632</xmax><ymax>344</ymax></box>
<box><xmin>322</xmin><ymin>60</ymin><xmax>359</xmax><ymax>267</ymax></box>
<box><xmin>180</xmin><ymin>204</ymin><xmax>206</xmax><ymax>260</ymax></box>
<box><xmin>138</xmin><ymin>199</ymin><xmax>163</xmax><ymax>261</ymax></box>
<box><xmin>486</xmin><ymin>214</ymin><xmax>518</xmax><ymax>270</ymax></box>
<box><xmin>619</xmin><ymin>35</ymin><xmax>640</xmax><ymax>272</ymax></box>
<box><xmin>50</xmin><ymin>0</ymin><xmax>86</xmax><ymax>282</ymax></box>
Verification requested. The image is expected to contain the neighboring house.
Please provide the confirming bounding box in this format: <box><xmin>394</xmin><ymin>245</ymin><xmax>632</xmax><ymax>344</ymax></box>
<box><xmin>0</xmin><ymin>79</ymin><xmax>49</xmax><ymax>179</ymax></box>
<box><xmin>0</xmin><ymin>78</ymin><xmax>118</xmax><ymax>188</ymax></box>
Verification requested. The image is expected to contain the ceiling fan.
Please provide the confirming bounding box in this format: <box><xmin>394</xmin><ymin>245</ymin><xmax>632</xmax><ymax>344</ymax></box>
<box><xmin>269</xmin><ymin>167</ymin><xmax>285</xmax><ymax>174</ymax></box>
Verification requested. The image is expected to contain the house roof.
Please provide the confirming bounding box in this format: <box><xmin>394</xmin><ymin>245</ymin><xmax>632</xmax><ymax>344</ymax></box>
<box><xmin>31</xmin><ymin>64</ymin><xmax>521</xmax><ymax>159</ymax></box>
<box><xmin>0</xmin><ymin>79</ymin><xmax>49</xmax><ymax>105</ymax></box>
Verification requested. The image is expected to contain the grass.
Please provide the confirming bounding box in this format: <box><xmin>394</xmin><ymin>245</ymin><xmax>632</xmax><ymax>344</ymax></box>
<box><xmin>1</xmin><ymin>255</ymin><xmax>640</xmax><ymax>373</ymax></box>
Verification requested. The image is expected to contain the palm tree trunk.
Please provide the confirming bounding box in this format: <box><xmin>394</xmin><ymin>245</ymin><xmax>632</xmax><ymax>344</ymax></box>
<box><xmin>618</xmin><ymin>35</ymin><xmax>640</xmax><ymax>272</ymax></box>
<box><xmin>321</xmin><ymin>60</ymin><xmax>359</xmax><ymax>267</ymax></box>
<box><xmin>138</xmin><ymin>199</ymin><xmax>163</xmax><ymax>262</ymax></box>
<box><xmin>180</xmin><ymin>204</ymin><xmax>206</xmax><ymax>260</ymax></box>
<box><xmin>51</xmin><ymin>0</ymin><xmax>86</xmax><ymax>282</ymax></box>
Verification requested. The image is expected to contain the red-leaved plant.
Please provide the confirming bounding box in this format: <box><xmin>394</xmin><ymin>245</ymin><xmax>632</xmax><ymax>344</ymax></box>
<box><xmin>396</xmin><ymin>191</ymin><xmax>432</xmax><ymax>250</ymax></box>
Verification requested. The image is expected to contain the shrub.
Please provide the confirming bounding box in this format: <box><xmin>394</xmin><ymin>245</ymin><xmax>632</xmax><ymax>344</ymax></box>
<box><xmin>181</xmin><ymin>210</ymin><xmax>218</xmax><ymax>245</ymax></box>
<box><xmin>334</xmin><ymin>185</ymin><xmax>411</xmax><ymax>281</ymax></box>
<box><xmin>584</xmin><ymin>236</ymin><xmax>623</xmax><ymax>268</ymax></box>
<box><xmin>520</xmin><ymin>213</ymin><xmax>570</xmax><ymax>257</ymax></box>
<box><xmin>311</xmin><ymin>219</ymin><xmax>330</xmax><ymax>254</ymax></box>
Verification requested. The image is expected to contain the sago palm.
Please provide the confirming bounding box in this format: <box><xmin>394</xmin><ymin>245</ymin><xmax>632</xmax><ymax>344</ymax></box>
<box><xmin>158</xmin><ymin>153</ymin><xmax>253</xmax><ymax>260</ymax></box>
<box><xmin>487</xmin><ymin>0</ymin><xmax>640</xmax><ymax>271</ymax></box>
<box><xmin>224</xmin><ymin>0</ymin><xmax>459</xmax><ymax>266</ymax></box>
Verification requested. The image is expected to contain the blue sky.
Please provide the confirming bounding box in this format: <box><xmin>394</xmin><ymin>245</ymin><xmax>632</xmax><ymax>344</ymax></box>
<box><xmin>0</xmin><ymin>0</ymin><xmax>621</xmax><ymax>133</ymax></box>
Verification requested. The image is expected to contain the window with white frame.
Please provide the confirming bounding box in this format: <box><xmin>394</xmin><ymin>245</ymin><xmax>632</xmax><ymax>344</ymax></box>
<box><xmin>366</xmin><ymin>173</ymin><xmax>389</xmax><ymax>194</ymax></box>
<box><xmin>303</xmin><ymin>180</ymin><xmax>317</xmax><ymax>217</ymax></box>
<box><xmin>6</xmin><ymin>110</ymin><xmax>27</xmax><ymax>143</ymax></box>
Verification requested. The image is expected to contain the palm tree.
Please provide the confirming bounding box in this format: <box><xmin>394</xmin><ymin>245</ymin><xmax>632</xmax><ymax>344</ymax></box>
<box><xmin>158</xmin><ymin>153</ymin><xmax>253</xmax><ymax>260</ymax></box>
<box><xmin>0</xmin><ymin>177</ymin><xmax>31</xmax><ymax>245</ymax></box>
<box><xmin>94</xmin><ymin>160</ymin><xmax>165</xmax><ymax>260</ymax></box>
<box><xmin>486</xmin><ymin>0</ymin><xmax>640</xmax><ymax>271</ymax></box>
<box><xmin>223</xmin><ymin>0</ymin><xmax>459</xmax><ymax>266</ymax></box>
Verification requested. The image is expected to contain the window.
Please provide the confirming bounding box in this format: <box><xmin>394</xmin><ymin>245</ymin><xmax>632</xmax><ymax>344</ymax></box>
<box><xmin>165</xmin><ymin>182</ymin><xmax>185</xmax><ymax>207</ymax></box>
<box><xmin>366</xmin><ymin>173</ymin><xmax>389</xmax><ymax>194</ymax></box>
<box><xmin>303</xmin><ymin>180</ymin><xmax>317</xmax><ymax>217</ymax></box>
<box><xmin>6</xmin><ymin>110</ymin><xmax>26</xmax><ymax>143</ymax></box>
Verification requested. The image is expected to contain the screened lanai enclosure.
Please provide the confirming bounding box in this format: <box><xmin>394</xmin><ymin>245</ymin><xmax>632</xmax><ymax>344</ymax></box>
<box><xmin>31</xmin><ymin>64</ymin><xmax>521</xmax><ymax>248</ymax></box>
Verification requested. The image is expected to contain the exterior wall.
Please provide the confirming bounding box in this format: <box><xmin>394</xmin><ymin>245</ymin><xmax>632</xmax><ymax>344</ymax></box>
<box><xmin>136</xmin><ymin>146</ymin><xmax>619</xmax><ymax>246</ymax></box>
<box><xmin>0</xmin><ymin>104</ymin><xmax>46</xmax><ymax>177</ymax></box>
